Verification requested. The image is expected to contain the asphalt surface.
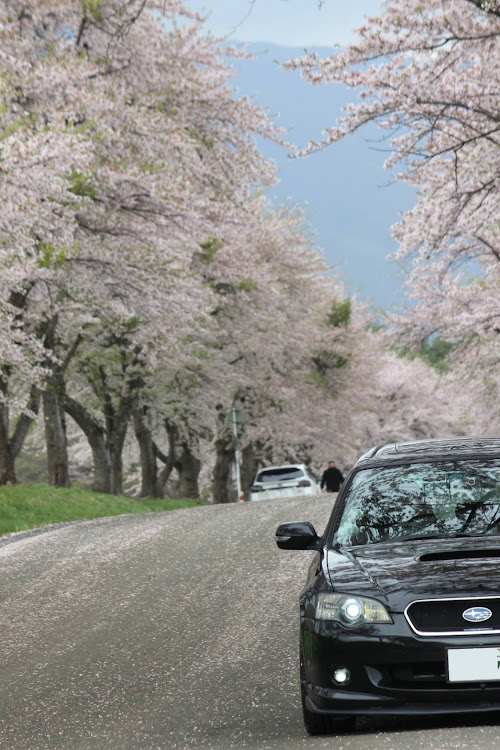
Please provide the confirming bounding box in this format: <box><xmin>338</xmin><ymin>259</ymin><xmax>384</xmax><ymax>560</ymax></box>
<box><xmin>2</xmin><ymin>495</ymin><xmax>500</xmax><ymax>749</ymax></box>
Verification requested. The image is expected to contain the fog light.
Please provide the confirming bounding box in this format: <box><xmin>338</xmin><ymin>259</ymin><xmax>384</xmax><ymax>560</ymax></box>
<box><xmin>333</xmin><ymin>667</ymin><xmax>350</xmax><ymax>685</ymax></box>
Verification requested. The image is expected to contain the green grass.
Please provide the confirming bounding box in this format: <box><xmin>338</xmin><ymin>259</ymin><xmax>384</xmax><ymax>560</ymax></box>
<box><xmin>0</xmin><ymin>484</ymin><xmax>204</xmax><ymax>537</ymax></box>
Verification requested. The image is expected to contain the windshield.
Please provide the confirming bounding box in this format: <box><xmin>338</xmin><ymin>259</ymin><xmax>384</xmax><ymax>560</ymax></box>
<box><xmin>256</xmin><ymin>467</ymin><xmax>305</xmax><ymax>483</ymax></box>
<box><xmin>336</xmin><ymin>460</ymin><xmax>500</xmax><ymax>546</ymax></box>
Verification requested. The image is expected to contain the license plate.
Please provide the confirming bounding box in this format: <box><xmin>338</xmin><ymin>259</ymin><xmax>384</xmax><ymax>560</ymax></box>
<box><xmin>447</xmin><ymin>647</ymin><xmax>500</xmax><ymax>682</ymax></box>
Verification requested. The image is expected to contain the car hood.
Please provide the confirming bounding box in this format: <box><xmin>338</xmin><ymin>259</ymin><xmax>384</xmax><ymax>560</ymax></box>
<box><xmin>326</xmin><ymin>537</ymin><xmax>500</xmax><ymax>612</ymax></box>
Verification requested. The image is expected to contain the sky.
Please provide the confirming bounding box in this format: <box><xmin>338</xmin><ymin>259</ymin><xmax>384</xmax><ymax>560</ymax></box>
<box><xmin>182</xmin><ymin>0</ymin><xmax>413</xmax><ymax>310</ymax></box>
<box><xmin>184</xmin><ymin>0</ymin><xmax>383</xmax><ymax>47</ymax></box>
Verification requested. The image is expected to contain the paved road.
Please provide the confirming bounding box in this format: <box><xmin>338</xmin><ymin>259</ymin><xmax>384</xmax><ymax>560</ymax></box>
<box><xmin>2</xmin><ymin>496</ymin><xmax>500</xmax><ymax>749</ymax></box>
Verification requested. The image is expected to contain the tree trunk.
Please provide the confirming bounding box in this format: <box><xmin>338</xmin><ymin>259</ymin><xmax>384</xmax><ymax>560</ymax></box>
<box><xmin>156</xmin><ymin>420</ymin><xmax>178</xmax><ymax>493</ymax></box>
<box><xmin>101</xmin><ymin>381</ymin><xmax>130</xmax><ymax>496</ymax></box>
<box><xmin>91</xmin><ymin>435</ymin><xmax>112</xmax><ymax>494</ymax></box>
<box><xmin>241</xmin><ymin>442</ymin><xmax>260</xmax><ymax>501</ymax></box>
<box><xmin>177</xmin><ymin>443</ymin><xmax>201</xmax><ymax>499</ymax></box>
<box><xmin>62</xmin><ymin>386</ymin><xmax>131</xmax><ymax>496</ymax></box>
<box><xmin>43</xmin><ymin>386</ymin><xmax>70</xmax><ymax>488</ymax></box>
<box><xmin>110</xmin><ymin>419</ymin><xmax>128</xmax><ymax>496</ymax></box>
<box><xmin>0</xmin><ymin>383</ymin><xmax>41</xmax><ymax>486</ymax></box>
<box><xmin>133</xmin><ymin>405</ymin><xmax>163</xmax><ymax>498</ymax></box>
<box><xmin>0</xmin><ymin>403</ymin><xmax>16</xmax><ymax>485</ymax></box>
<box><xmin>0</xmin><ymin>285</ymin><xmax>41</xmax><ymax>485</ymax></box>
<box><xmin>63</xmin><ymin>394</ymin><xmax>112</xmax><ymax>493</ymax></box>
<box><xmin>40</xmin><ymin>315</ymin><xmax>74</xmax><ymax>488</ymax></box>
<box><xmin>212</xmin><ymin>436</ymin><xmax>235</xmax><ymax>504</ymax></box>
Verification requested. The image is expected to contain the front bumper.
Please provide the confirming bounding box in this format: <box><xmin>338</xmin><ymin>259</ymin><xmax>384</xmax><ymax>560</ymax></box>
<box><xmin>302</xmin><ymin>614</ymin><xmax>500</xmax><ymax>717</ymax></box>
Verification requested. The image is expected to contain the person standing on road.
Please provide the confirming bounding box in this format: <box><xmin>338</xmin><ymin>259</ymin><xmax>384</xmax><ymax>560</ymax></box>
<box><xmin>320</xmin><ymin>461</ymin><xmax>344</xmax><ymax>493</ymax></box>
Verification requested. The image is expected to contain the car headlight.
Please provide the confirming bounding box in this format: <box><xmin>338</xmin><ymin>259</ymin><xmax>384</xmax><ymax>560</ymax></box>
<box><xmin>315</xmin><ymin>593</ymin><xmax>393</xmax><ymax>625</ymax></box>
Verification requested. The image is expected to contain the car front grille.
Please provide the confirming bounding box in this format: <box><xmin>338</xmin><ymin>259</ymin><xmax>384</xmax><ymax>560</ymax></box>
<box><xmin>405</xmin><ymin>596</ymin><xmax>500</xmax><ymax>636</ymax></box>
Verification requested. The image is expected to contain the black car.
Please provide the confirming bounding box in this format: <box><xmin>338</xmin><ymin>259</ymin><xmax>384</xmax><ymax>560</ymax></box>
<box><xmin>276</xmin><ymin>437</ymin><xmax>500</xmax><ymax>735</ymax></box>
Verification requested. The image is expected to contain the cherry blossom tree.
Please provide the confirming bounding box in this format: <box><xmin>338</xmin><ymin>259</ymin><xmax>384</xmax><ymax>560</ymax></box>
<box><xmin>0</xmin><ymin>0</ymin><xmax>282</xmax><ymax>488</ymax></box>
<box><xmin>285</xmin><ymin>0</ymin><xmax>500</xmax><ymax>428</ymax></box>
<box><xmin>190</xmin><ymin>200</ymin><xmax>387</xmax><ymax>501</ymax></box>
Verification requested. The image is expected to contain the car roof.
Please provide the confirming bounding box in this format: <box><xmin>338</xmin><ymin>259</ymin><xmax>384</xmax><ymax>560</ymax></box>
<box><xmin>256</xmin><ymin>463</ymin><xmax>307</xmax><ymax>472</ymax></box>
<box><xmin>354</xmin><ymin>436</ymin><xmax>500</xmax><ymax>468</ymax></box>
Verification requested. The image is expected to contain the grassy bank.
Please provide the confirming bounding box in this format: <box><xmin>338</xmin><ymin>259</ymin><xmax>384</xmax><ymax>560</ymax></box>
<box><xmin>0</xmin><ymin>484</ymin><xmax>204</xmax><ymax>537</ymax></box>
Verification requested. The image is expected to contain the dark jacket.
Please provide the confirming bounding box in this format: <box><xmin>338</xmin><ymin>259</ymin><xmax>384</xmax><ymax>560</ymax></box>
<box><xmin>321</xmin><ymin>466</ymin><xmax>344</xmax><ymax>492</ymax></box>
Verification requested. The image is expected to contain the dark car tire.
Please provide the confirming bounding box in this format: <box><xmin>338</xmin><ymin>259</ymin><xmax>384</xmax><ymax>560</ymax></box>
<box><xmin>300</xmin><ymin>644</ymin><xmax>355</xmax><ymax>736</ymax></box>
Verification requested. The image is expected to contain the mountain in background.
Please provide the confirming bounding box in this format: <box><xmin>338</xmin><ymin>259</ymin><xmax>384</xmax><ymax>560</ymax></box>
<box><xmin>229</xmin><ymin>42</ymin><xmax>415</xmax><ymax>311</ymax></box>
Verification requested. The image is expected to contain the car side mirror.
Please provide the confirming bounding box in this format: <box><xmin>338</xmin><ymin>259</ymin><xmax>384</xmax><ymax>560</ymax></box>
<box><xmin>275</xmin><ymin>521</ymin><xmax>320</xmax><ymax>550</ymax></box>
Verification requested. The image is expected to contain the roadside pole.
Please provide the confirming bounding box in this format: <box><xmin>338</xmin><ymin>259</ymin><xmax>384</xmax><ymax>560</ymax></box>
<box><xmin>231</xmin><ymin>405</ymin><xmax>243</xmax><ymax>501</ymax></box>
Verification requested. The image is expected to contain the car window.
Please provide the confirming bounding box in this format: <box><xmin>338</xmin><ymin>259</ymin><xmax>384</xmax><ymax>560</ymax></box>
<box><xmin>256</xmin><ymin>467</ymin><xmax>305</xmax><ymax>483</ymax></box>
<box><xmin>335</xmin><ymin>460</ymin><xmax>500</xmax><ymax>546</ymax></box>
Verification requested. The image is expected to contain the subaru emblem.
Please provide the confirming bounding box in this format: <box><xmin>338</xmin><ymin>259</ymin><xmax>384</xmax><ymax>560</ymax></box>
<box><xmin>462</xmin><ymin>606</ymin><xmax>493</xmax><ymax>623</ymax></box>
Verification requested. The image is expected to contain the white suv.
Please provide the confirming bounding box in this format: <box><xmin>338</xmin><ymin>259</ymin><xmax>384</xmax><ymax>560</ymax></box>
<box><xmin>249</xmin><ymin>464</ymin><xmax>318</xmax><ymax>501</ymax></box>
